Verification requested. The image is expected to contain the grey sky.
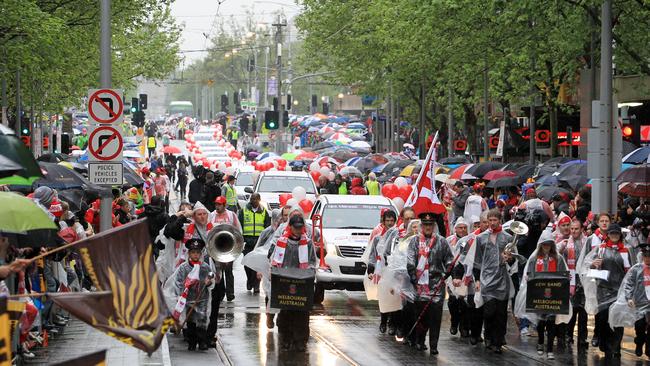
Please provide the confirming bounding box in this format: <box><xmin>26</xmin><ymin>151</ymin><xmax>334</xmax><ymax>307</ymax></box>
<box><xmin>171</xmin><ymin>0</ymin><xmax>301</xmax><ymax>63</ymax></box>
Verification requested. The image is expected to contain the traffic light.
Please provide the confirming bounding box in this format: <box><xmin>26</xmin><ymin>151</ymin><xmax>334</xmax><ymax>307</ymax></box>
<box><xmin>622</xmin><ymin>124</ymin><xmax>633</xmax><ymax>139</ymax></box>
<box><xmin>131</xmin><ymin>97</ymin><xmax>139</xmax><ymax>113</ymax></box>
<box><xmin>286</xmin><ymin>94</ymin><xmax>292</xmax><ymax>110</ymax></box>
<box><xmin>282</xmin><ymin>111</ymin><xmax>289</xmax><ymax>127</ymax></box>
<box><xmin>20</xmin><ymin>115</ymin><xmax>30</xmax><ymax>136</ymax></box>
<box><xmin>139</xmin><ymin>94</ymin><xmax>148</xmax><ymax>110</ymax></box>
<box><xmin>323</xmin><ymin>102</ymin><xmax>329</xmax><ymax>115</ymax></box>
<box><xmin>265</xmin><ymin>111</ymin><xmax>279</xmax><ymax>130</ymax></box>
<box><xmin>221</xmin><ymin>94</ymin><xmax>229</xmax><ymax>112</ymax></box>
<box><xmin>132</xmin><ymin>111</ymin><xmax>145</xmax><ymax>127</ymax></box>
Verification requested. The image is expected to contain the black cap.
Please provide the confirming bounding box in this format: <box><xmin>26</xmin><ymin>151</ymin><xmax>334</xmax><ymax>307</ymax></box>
<box><xmin>185</xmin><ymin>238</ymin><xmax>206</xmax><ymax>251</ymax></box>
<box><xmin>607</xmin><ymin>223</ymin><xmax>622</xmax><ymax>234</ymax></box>
<box><xmin>227</xmin><ymin>175</ymin><xmax>236</xmax><ymax>182</ymax></box>
<box><xmin>639</xmin><ymin>243</ymin><xmax>650</xmax><ymax>254</ymax></box>
<box><xmin>418</xmin><ymin>212</ymin><xmax>436</xmax><ymax>225</ymax></box>
<box><xmin>289</xmin><ymin>215</ymin><xmax>305</xmax><ymax>228</ymax></box>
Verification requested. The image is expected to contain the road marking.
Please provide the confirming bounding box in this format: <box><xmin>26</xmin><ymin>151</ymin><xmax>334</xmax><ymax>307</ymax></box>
<box><xmin>311</xmin><ymin>329</ymin><xmax>360</xmax><ymax>366</ymax></box>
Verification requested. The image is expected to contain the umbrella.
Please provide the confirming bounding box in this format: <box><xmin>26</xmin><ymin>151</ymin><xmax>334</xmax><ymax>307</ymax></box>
<box><xmin>339</xmin><ymin>166</ymin><xmax>363</xmax><ymax>177</ymax></box>
<box><xmin>380</xmin><ymin>160</ymin><xmax>415</xmax><ymax>176</ymax></box>
<box><xmin>365</xmin><ymin>154</ymin><xmax>390</xmax><ymax>165</ymax></box>
<box><xmin>558</xmin><ymin>175</ymin><xmax>590</xmax><ymax>191</ymax></box>
<box><xmin>439</xmin><ymin>156</ymin><xmax>472</xmax><ymax>166</ymax></box>
<box><xmin>372</xmin><ymin>163</ymin><xmax>387</xmax><ymax>174</ymax></box>
<box><xmin>449</xmin><ymin>164</ymin><xmax>477</xmax><ymax>181</ymax></box>
<box><xmin>350</xmin><ymin>140</ymin><xmax>371</xmax><ymax>150</ymax></box>
<box><xmin>0</xmin><ymin>155</ymin><xmax>24</xmax><ymax>179</ymax></box>
<box><xmin>354</xmin><ymin>157</ymin><xmax>385</xmax><ymax>173</ymax></box>
<box><xmin>57</xmin><ymin>188</ymin><xmax>84</xmax><ymax>212</ymax></box>
<box><xmin>534</xmin><ymin>174</ymin><xmax>559</xmax><ymax>187</ymax></box>
<box><xmin>0</xmin><ymin>134</ymin><xmax>43</xmax><ymax>185</ymax></box>
<box><xmin>37</xmin><ymin>153</ymin><xmax>70</xmax><ymax>163</ymax></box>
<box><xmin>123</xmin><ymin>150</ymin><xmax>143</xmax><ymax>159</ymax></box>
<box><xmin>124</xmin><ymin>164</ymin><xmax>145</xmax><ymax>186</ymax></box>
<box><xmin>536</xmin><ymin>186</ymin><xmax>571</xmax><ymax>201</ymax></box>
<box><xmin>513</xmin><ymin>164</ymin><xmax>536</xmax><ymax>180</ymax></box>
<box><xmin>383</xmin><ymin>152</ymin><xmax>411</xmax><ymax>161</ymax></box>
<box><xmin>0</xmin><ymin>192</ymin><xmax>58</xmax><ymax>247</ymax></box>
<box><xmin>312</xmin><ymin>141</ymin><xmax>335</xmax><ymax>151</ymax></box>
<box><xmin>347</xmin><ymin>123</ymin><xmax>366</xmax><ymax>129</ymax></box>
<box><xmin>319</xmin><ymin>126</ymin><xmax>335</xmax><ymax>134</ymax></box>
<box><xmin>483</xmin><ymin>170</ymin><xmax>516</xmax><ymax>181</ymax></box>
<box><xmin>331</xmin><ymin>149</ymin><xmax>357</xmax><ymax>163</ymax></box>
<box><xmin>465</xmin><ymin>162</ymin><xmax>505</xmax><ymax>178</ymax></box>
<box><xmin>622</xmin><ymin>146</ymin><xmax>650</xmax><ymax>165</ymax></box>
<box><xmin>35</xmin><ymin>162</ymin><xmax>89</xmax><ymax>190</ymax></box>
<box><xmin>295</xmin><ymin>151</ymin><xmax>319</xmax><ymax>161</ymax></box>
<box><xmin>555</xmin><ymin>161</ymin><xmax>587</xmax><ymax>179</ymax></box>
<box><xmin>616</xmin><ymin>164</ymin><xmax>650</xmax><ymax>184</ymax></box>
<box><xmin>343</xmin><ymin>157</ymin><xmax>361</xmax><ymax>167</ymax></box>
<box><xmin>486</xmin><ymin>176</ymin><xmax>525</xmax><ymax>188</ymax></box>
<box><xmin>535</xmin><ymin>157</ymin><xmax>578</xmax><ymax>178</ymax></box>
<box><xmin>619</xmin><ymin>182</ymin><xmax>650</xmax><ymax>198</ymax></box>
<box><xmin>162</xmin><ymin>146</ymin><xmax>182</xmax><ymax>154</ymax></box>
<box><xmin>256</xmin><ymin>152</ymin><xmax>278</xmax><ymax>161</ymax></box>
<box><xmin>281</xmin><ymin>152</ymin><xmax>298</xmax><ymax>161</ymax></box>
<box><xmin>245</xmin><ymin>144</ymin><xmax>262</xmax><ymax>153</ymax></box>
<box><xmin>435</xmin><ymin>173</ymin><xmax>454</xmax><ymax>184</ymax></box>
<box><xmin>400</xmin><ymin>163</ymin><xmax>421</xmax><ymax>177</ymax></box>
<box><xmin>315</xmin><ymin>156</ymin><xmax>340</xmax><ymax>167</ymax></box>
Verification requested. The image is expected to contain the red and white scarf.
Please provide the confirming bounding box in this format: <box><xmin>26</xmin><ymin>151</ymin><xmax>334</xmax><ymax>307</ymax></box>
<box><xmin>416</xmin><ymin>233</ymin><xmax>436</xmax><ymax>296</ymax></box>
<box><xmin>590</xmin><ymin>228</ymin><xmax>607</xmax><ymax>249</ymax></box>
<box><xmin>271</xmin><ymin>226</ymin><xmax>309</xmax><ymax>269</ymax></box>
<box><xmin>172</xmin><ymin>263</ymin><xmax>201</xmax><ymax>320</ymax></box>
<box><xmin>535</xmin><ymin>255</ymin><xmax>557</xmax><ymax>272</ymax></box>
<box><xmin>643</xmin><ymin>264</ymin><xmax>650</xmax><ymax>300</ymax></box>
<box><xmin>600</xmin><ymin>240</ymin><xmax>631</xmax><ymax>272</ymax></box>
<box><xmin>176</xmin><ymin>222</ymin><xmax>213</xmax><ymax>268</ymax></box>
<box><xmin>565</xmin><ymin>236</ymin><xmax>581</xmax><ymax>292</ymax></box>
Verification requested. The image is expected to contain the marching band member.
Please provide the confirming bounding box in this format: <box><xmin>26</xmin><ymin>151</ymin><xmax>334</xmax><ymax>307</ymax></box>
<box><xmin>446</xmin><ymin>217</ymin><xmax>468</xmax><ymax>336</ymax></box>
<box><xmin>269</xmin><ymin>215</ymin><xmax>317</xmax><ymax>351</ymax></box>
<box><xmin>406</xmin><ymin>212</ymin><xmax>453</xmax><ymax>355</ymax></box>
<box><xmin>473</xmin><ymin>209</ymin><xmax>515</xmax><ymax>354</ymax></box>
<box><xmin>367</xmin><ymin>209</ymin><xmax>397</xmax><ymax>334</ymax></box>
<box><xmin>209</xmin><ymin>196</ymin><xmax>242</xmax><ymax>302</ymax></box>
<box><xmin>563</xmin><ymin>219</ymin><xmax>588</xmax><ymax>348</ymax></box>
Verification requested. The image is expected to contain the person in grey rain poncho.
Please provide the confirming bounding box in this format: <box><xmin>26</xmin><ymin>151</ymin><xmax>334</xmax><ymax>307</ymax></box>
<box><xmin>609</xmin><ymin>243</ymin><xmax>650</xmax><ymax>358</ymax></box>
<box><xmin>445</xmin><ymin>217</ymin><xmax>469</xmax><ymax>337</ymax></box>
<box><xmin>268</xmin><ymin>215</ymin><xmax>318</xmax><ymax>352</ymax></box>
<box><xmin>514</xmin><ymin>230</ymin><xmax>570</xmax><ymax>360</ymax></box>
<box><xmin>579</xmin><ymin>223</ymin><xmax>634</xmax><ymax>359</ymax></box>
<box><xmin>164</xmin><ymin>238</ymin><xmax>214</xmax><ymax>351</ymax></box>
<box><xmin>406</xmin><ymin>212</ymin><xmax>453</xmax><ymax>355</ymax></box>
<box><xmin>561</xmin><ymin>218</ymin><xmax>588</xmax><ymax>348</ymax></box>
<box><xmin>366</xmin><ymin>209</ymin><xmax>397</xmax><ymax>334</ymax></box>
<box><xmin>472</xmin><ymin>209</ymin><xmax>515</xmax><ymax>354</ymax></box>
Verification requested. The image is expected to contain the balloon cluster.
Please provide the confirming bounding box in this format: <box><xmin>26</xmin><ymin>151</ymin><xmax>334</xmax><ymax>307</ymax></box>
<box><xmin>380</xmin><ymin>177</ymin><xmax>413</xmax><ymax>212</ymax></box>
<box><xmin>278</xmin><ymin>186</ymin><xmax>315</xmax><ymax>214</ymax></box>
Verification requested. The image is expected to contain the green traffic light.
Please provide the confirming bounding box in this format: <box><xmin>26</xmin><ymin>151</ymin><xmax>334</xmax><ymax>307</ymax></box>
<box><xmin>131</xmin><ymin>107</ymin><xmax>137</xmax><ymax>113</ymax></box>
<box><xmin>270</xmin><ymin>122</ymin><xmax>276</xmax><ymax>128</ymax></box>
<box><xmin>22</xmin><ymin>128</ymin><xmax>28</xmax><ymax>134</ymax></box>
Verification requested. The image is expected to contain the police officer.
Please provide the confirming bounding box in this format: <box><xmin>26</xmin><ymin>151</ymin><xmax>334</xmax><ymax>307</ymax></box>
<box><xmin>238</xmin><ymin>193</ymin><xmax>271</xmax><ymax>292</ymax></box>
<box><xmin>222</xmin><ymin>175</ymin><xmax>239</xmax><ymax>214</ymax></box>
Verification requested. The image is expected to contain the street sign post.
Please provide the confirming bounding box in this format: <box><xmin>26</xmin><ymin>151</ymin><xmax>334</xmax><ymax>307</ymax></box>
<box><xmin>87</xmin><ymin>88</ymin><xmax>124</xmax><ymax>125</ymax></box>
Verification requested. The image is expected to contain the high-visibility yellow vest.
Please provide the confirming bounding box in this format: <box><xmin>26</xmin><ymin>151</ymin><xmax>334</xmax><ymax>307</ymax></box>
<box><xmin>338</xmin><ymin>183</ymin><xmax>348</xmax><ymax>195</ymax></box>
<box><xmin>225</xmin><ymin>185</ymin><xmax>237</xmax><ymax>206</ymax></box>
<box><xmin>147</xmin><ymin>136</ymin><xmax>156</xmax><ymax>148</ymax></box>
<box><xmin>232</xmin><ymin>130</ymin><xmax>239</xmax><ymax>140</ymax></box>
<box><xmin>366</xmin><ymin>180</ymin><xmax>380</xmax><ymax>195</ymax></box>
<box><xmin>242</xmin><ymin>208</ymin><xmax>266</xmax><ymax>236</ymax></box>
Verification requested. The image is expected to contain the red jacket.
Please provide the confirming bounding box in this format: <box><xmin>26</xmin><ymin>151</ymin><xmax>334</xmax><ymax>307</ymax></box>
<box><xmin>350</xmin><ymin>178</ymin><xmax>367</xmax><ymax>195</ymax></box>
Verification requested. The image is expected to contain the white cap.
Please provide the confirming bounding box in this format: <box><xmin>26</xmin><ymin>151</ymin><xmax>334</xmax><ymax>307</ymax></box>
<box><xmin>193</xmin><ymin>201</ymin><xmax>209</xmax><ymax>214</ymax></box>
<box><xmin>454</xmin><ymin>217</ymin><xmax>468</xmax><ymax>229</ymax></box>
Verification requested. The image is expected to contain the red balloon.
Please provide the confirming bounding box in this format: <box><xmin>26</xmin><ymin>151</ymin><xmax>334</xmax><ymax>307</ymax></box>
<box><xmin>279</xmin><ymin>193</ymin><xmax>293</xmax><ymax>207</ymax></box>
<box><xmin>265</xmin><ymin>162</ymin><xmax>274</xmax><ymax>171</ymax></box>
<box><xmin>310</xmin><ymin>171</ymin><xmax>321</xmax><ymax>185</ymax></box>
<box><xmin>277</xmin><ymin>159</ymin><xmax>287</xmax><ymax>167</ymax></box>
<box><xmin>381</xmin><ymin>184</ymin><xmax>399</xmax><ymax>199</ymax></box>
<box><xmin>225</xmin><ymin>161</ymin><xmax>232</xmax><ymax>167</ymax></box>
<box><xmin>299</xmin><ymin>199</ymin><xmax>314</xmax><ymax>214</ymax></box>
<box><xmin>398</xmin><ymin>185</ymin><xmax>413</xmax><ymax>201</ymax></box>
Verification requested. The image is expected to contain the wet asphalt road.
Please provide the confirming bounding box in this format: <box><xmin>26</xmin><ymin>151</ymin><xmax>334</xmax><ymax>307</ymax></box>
<box><xmin>166</xmin><ymin>138</ymin><xmax>650</xmax><ymax>366</ymax></box>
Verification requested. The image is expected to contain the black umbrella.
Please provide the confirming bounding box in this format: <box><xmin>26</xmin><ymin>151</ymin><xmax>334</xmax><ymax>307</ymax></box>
<box><xmin>36</xmin><ymin>162</ymin><xmax>89</xmax><ymax>190</ymax></box>
<box><xmin>354</xmin><ymin>157</ymin><xmax>384</xmax><ymax>173</ymax></box>
<box><xmin>534</xmin><ymin>157</ymin><xmax>576</xmax><ymax>178</ymax></box>
<box><xmin>486</xmin><ymin>176</ymin><xmax>525</xmax><ymax>188</ymax></box>
<box><xmin>513</xmin><ymin>164</ymin><xmax>536</xmax><ymax>180</ymax></box>
<box><xmin>244</xmin><ymin>144</ymin><xmax>262</xmax><ymax>153</ymax></box>
<box><xmin>381</xmin><ymin>160</ymin><xmax>415</xmax><ymax>176</ymax></box>
<box><xmin>312</xmin><ymin>141</ymin><xmax>335</xmax><ymax>151</ymax></box>
<box><xmin>331</xmin><ymin>149</ymin><xmax>358</xmax><ymax>163</ymax></box>
<box><xmin>439</xmin><ymin>156</ymin><xmax>472</xmax><ymax>165</ymax></box>
<box><xmin>558</xmin><ymin>175</ymin><xmax>589</xmax><ymax>191</ymax></box>
<box><xmin>536</xmin><ymin>185</ymin><xmax>571</xmax><ymax>201</ymax></box>
<box><xmin>37</xmin><ymin>153</ymin><xmax>70</xmax><ymax>163</ymax></box>
<box><xmin>0</xmin><ymin>155</ymin><xmax>24</xmax><ymax>179</ymax></box>
<box><xmin>57</xmin><ymin>188</ymin><xmax>84</xmax><ymax>212</ymax></box>
<box><xmin>556</xmin><ymin>161</ymin><xmax>587</xmax><ymax>180</ymax></box>
<box><xmin>465</xmin><ymin>162</ymin><xmax>505</xmax><ymax>178</ymax></box>
<box><xmin>124</xmin><ymin>164</ymin><xmax>145</xmax><ymax>186</ymax></box>
<box><xmin>0</xmin><ymin>133</ymin><xmax>43</xmax><ymax>185</ymax></box>
<box><xmin>616</xmin><ymin>164</ymin><xmax>650</xmax><ymax>184</ymax></box>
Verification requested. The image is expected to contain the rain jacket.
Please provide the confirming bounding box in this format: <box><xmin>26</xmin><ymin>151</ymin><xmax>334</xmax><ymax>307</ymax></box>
<box><xmin>559</xmin><ymin>234</ymin><xmax>587</xmax><ymax>308</ymax></box>
<box><xmin>163</xmin><ymin>260</ymin><xmax>213</xmax><ymax>327</ymax></box>
<box><xmin>609</xmin><ymin>261</ymin><xmax>650</xmax><ymax>328</ymax></box>
<box><xmin>473</xmin><ymin>228</ymin><xmax>515</xmax><ymax>303</ymax></box>
<box><xmin>349</xmin><ymin>178</ymin><xmax>367</xmax><ymax>195</ymax></box>
<box><xmin>268</xmin><ymin>228</ymin><xmax>318</xmax><ymax>269</ymax></box>
<box><xmin>406</xmin><ymin>233</ymin><xmax>453</xmax><ymax>302</ymax></box>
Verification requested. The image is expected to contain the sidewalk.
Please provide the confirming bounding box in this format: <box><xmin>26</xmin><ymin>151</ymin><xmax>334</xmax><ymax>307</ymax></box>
<box><xmin>29</xmin><ymin>319</ymin><xmax>168</xmax><ymax>366</ymax></box>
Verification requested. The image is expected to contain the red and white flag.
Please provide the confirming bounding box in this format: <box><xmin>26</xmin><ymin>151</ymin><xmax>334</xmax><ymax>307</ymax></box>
<box><xmin>405</xmin><ymin>132</ymin><xmax>446</xmax><ymax>216</ymax></box>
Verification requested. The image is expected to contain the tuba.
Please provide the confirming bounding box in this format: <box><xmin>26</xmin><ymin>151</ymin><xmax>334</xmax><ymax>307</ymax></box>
<box><xmin>206</xmin><ymin>224</ymin><xmax>244</xmax><ymax>263</ymax></box>
<box><xmin>504</xmin><ymin>221</ymin><xmax>529</xmax><ymax>263</ymax></box>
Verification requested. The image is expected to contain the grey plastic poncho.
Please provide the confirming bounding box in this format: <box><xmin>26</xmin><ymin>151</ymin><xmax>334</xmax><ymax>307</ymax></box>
<box><xmin>514</xmin><ymin>230</ymin><xmax>572</xmax><ymax>325</ymax></box>
<box><xmin>163</xmin><ymin>261</ymin><xmax>214</xmax><ymax>327</ymax></box>
<box><xmin>406</xmin><ymin>233</ymin><xmax>453</xmax><ymax>303</ymax></box>
<box><xmin>609</xmin><ymin>262</ymin><xmax>650</xmax><ymax>328</ymax></box>
<box><xmin>473</xmin><ymin>229</ymin><xmax>515</xmax><ymax>303</ymax></box>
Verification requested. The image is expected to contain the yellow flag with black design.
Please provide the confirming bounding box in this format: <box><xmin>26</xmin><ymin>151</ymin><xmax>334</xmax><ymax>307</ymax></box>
<box><xmin>49</xmin><ymin>220</ymin><xmax>174</xmax><ymax>355</ymax></box>
<box><xmin>0</xmin><ymin>297</ymin><xmax>10</xmax><ymax>366</ymax></box>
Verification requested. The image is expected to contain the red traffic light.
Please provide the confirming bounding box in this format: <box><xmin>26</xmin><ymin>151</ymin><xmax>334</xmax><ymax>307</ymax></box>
<box><xmin>622</xmin><ymin>125</ymin><xmax>633</xmax><ymax>138</ymax></box>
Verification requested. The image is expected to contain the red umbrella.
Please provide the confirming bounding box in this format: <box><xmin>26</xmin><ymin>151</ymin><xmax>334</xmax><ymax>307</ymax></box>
<box><xmin>619</xmin><ymin>182</ymin><xmax>650</xmax><ymax>198</ymax></box>
<box><xmin>449</xmin><ymin>164</ymin><xmax>477</xmax><ymax>180</ymax></box>
<box><xmin>483</xmin><ymin>170</ymin><xmax>516</xmax><ymax>181</ymax></box>
<box><xmin>161</xmin><ymin>146</ymin><xmax>182</xmax><ymax>154</ymax></box>
<box><xmin>295</xmin><ymin>151</ymin><xmax>319</xmax><ymax>161</ymax></box>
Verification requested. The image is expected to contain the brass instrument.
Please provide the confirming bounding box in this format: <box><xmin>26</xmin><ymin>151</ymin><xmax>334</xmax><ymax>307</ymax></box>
<box><xmin>206</xmin><ymin>224</ymin><xmax>244</xmax><ymax>263</ymax></box>
<box><xmin>504</xmin><ymin>221</ymin><xmax>529</xmax><ymax>263</ymax></box>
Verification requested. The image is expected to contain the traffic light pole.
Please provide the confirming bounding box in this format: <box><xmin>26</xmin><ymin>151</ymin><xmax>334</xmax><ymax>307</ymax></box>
<box><xmin>99</xmin><ymin>0</ymin><xmax>113</xmax><ymax>232</ymax></box>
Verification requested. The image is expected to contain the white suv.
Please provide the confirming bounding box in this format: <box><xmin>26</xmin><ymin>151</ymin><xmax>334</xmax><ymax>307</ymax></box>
<box><xmin>309</xmin><ymin>195</ymin><xmax>398</xmax><ymax>303</ymax></box>
<box><xmin>245</xmin><ymin>171</ymin><xmax>318</xmax><ymax>211</ymax></box>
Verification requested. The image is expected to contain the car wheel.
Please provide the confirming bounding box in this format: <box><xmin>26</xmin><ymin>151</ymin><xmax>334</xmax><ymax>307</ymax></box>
<box><xmin>314</xmin><ymin>283</ymin><xmax>325</xmax><ymax>304</ymax></box>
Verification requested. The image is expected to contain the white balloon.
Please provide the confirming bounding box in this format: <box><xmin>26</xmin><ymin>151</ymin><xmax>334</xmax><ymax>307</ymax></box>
<box><xmin>392</xmin><ymin>197</ymin><xmax>405</xmax><ymax>212</ymax></box>
<box><xmin>309</xmin><ymin>162</ymin><xmax>320</xmax><ymax>172</ymax></box>
<box><xmin>394</xmin><ymin>177</ymin><xmax>408</xmax><ymax>188</ymax></box>
<box><xmin>286</xmin><ymin>198</ymin><xmax>298</xmax><ymax>208</ymax></box>
<box><xmin>217</xmin><ymin>163</ymin><xmax>226</xmax><ymax>170</ymax></box>
<box><xmin>319</xmin><ymin>166</ymin><xmax>331</xmax><ymax>176</ymax></box>
<box><xmin>327</xmin><ymin>172</ymin><xmax>335</xmax><ymax>181</ymax></box>
<box><xmin>292</xmin><ymin>186</ymin><xmax>307</xmax><ymax>201</ymax></box>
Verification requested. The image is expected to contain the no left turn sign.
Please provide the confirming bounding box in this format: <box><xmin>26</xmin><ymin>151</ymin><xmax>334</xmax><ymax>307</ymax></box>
<box><xmin>87</xmin><ymin>88</ymin><xmax>124</xmax><ymax>124</ymax></box>
<box><xmin>88</xmin><ymin>126</ymin><xmax>123</xmax><ymax>161</ymax></box>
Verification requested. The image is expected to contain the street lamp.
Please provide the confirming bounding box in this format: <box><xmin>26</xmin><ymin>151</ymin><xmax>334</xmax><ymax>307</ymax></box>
<box><xmin>337</xmin><ymin>93</ymin><xmax>344</xmax><ymax>113</ymax></box>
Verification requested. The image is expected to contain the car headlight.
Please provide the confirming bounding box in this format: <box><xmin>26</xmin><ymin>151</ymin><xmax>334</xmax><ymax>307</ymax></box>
<box><xmin>326</xmin><ymin>243</ymin><xmax>339</xmax><ymax>256</ymax></box>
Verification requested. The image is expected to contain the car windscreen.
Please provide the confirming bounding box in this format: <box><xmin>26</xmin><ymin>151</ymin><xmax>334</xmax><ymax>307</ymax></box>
<box><xmin>257</xmin><ymin>176</ymin><xmax>316</xmax><ymax>194</ymax></box>
<box><xmin>236</xmin><ymin>172</ymin><xmax>254</xmax><ymax>186</ymax></box>
<box><xmin>322</xmin><ymin>204</ymin><xmax>394</xmax><ymax>229</ymax></box>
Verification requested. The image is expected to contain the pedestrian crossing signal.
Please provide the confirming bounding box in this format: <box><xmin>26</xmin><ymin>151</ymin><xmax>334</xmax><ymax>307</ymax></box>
<box><xmin>265</xmin><ymin>111</ymin><xmax>279</xmax><ymax>130</ymax></box>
